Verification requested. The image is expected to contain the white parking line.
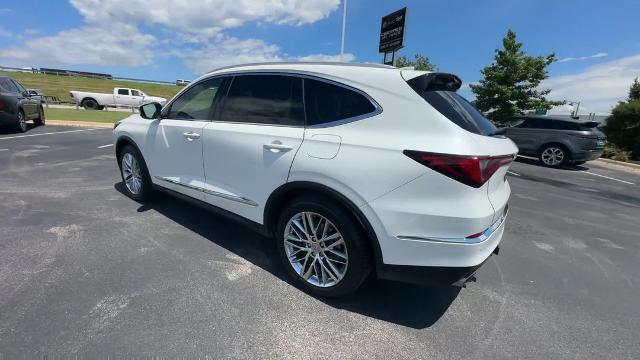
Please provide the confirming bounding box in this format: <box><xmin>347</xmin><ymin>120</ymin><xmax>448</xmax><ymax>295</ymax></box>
<box><xmin>581</xmin><ymin>171</ymin><xmax>635</xmax><ymax>185</ymax></box>
<box><xmin>98</xmin><ymin>144</ymin><xmax>114</xmax><ymax>149</ymax></box>
<box><xmin>507</xmin><ymin>170</ymin><xmax>521</xmax><ymax>177</ymax></box>
<box><xmin>0</xmin><ymin>128</ymin><xmax>102</xmax><ymax>140</ymax></box>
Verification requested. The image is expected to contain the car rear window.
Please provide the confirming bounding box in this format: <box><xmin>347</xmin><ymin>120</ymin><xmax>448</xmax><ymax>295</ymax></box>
<box><xmin>407</xmin><ymin>73</ymin><xmax>497</xmax><ymax>136</ymax></box>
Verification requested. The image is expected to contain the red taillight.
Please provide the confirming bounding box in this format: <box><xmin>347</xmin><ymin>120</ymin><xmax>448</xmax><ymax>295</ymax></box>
<box><xmin>403</xmin><ymin>150</ymin><xmax>514</xmax><ymax>188</ymax></box>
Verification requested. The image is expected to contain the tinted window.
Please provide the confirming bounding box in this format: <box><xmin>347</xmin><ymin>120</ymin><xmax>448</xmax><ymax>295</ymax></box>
<box><xmin>117</xmin><ymin>89</ymin><xmax>129</xmax><ymax>95</ymax></box>
<box><xmin>220</xmin><ymin>75</ymin><xmax>303</xmax><ymax>126</ymax></box>
<box><xmin>131</xmin><ymin>90</ymin><xmax>142</xmax><ymax>97</ymax></box>
<box><xmin>168</xmin><ymin>77</ymin><xmax>224</xmax><ymax>120</ymax></box>
<box><xmin>420</xmin><ymin>91</ymin><xmax>497</xmax><ymax>135</ymax></box>
<box><xmin>304</xmin><ymin>78</ymin><xmax>376</xmax><ymax>126</ymax></box>
<box><xmin>12</xmin><ymin>80</ymin><xmax>26</xmax><ymax>93</ymax></box>
<box><xmin>0</xmin><ymin>78</ymin><xmax>17</xmax><ymax>93</ymax></box>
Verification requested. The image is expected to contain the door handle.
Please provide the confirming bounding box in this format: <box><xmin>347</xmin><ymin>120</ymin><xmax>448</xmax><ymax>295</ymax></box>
<box><xmin>264</xmin><ymin>142</ymin><xmax>293</xmax><ymax>153</ymax></box>
<box><xmin>183</xmin><ymin>132</ymin><xmax>201</xmax><ymax>140</ymax></box>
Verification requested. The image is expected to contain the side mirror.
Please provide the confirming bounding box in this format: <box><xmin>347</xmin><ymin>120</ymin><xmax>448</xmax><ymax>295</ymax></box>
<box><xmin>140</xmin><ymin>102</ymin><xmax>162</xmax><ymax>119</ymax></box>
<box><xmin>494</xmin><ymin>128</ymin><xmax>507</xmax><ymax>135</ymax></box>
<box><xmin>27</xmin><ymin>90</ymin><xmax>39</xmax><ymax>96</ymax></box>
<box><xmin>22</xmin><ymin>90</ymin><xmax>31</xmax><ymax>97</ymax></box>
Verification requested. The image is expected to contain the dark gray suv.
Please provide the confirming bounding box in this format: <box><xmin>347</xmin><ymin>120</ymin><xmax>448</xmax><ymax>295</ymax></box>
<box><xmin>498</xmin><ymin>116</ymin><xmax>607</xmax><ymax>167</ymax></box>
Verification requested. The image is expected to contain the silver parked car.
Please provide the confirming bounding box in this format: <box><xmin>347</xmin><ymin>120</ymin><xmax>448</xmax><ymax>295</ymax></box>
<box><xmin>497</xmin><ymin>116</ymin><xmax>607</xmax><ymax>167</ymax></box>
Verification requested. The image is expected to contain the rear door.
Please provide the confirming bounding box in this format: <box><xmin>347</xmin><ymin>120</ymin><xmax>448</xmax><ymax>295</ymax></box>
<box><xmin>201</xmin><ymin>74</ymin><xmax>305</xmax><ymax>223</ymax></box>
<box><xmin>114</xmin><ymin>88</ymin><xmax>132</xmax><ymax>106</ymax></box>
<box><xmin>146</xmin><ymin>77</ymin><xmax>226</xmax><ymax>200</ymax></box>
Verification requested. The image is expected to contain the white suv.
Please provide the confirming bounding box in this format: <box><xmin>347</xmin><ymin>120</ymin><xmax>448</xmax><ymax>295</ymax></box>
<box><xmin>113</xmin><ymin>62</ymin><xmax>517</xmax><ymax>297</ymax></box>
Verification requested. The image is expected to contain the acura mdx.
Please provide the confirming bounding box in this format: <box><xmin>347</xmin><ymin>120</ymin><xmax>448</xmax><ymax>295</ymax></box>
<box><xmin>113</xmin><ymin>62</ymin><xmax>518</xmax><ymax>297</ymax></box>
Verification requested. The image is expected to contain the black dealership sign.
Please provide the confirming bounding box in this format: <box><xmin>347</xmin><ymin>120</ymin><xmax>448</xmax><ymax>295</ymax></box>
<box><xmin>379</xmin><ymin>7</ymin><xmax>407</xmax><ymax>53</ymax></box>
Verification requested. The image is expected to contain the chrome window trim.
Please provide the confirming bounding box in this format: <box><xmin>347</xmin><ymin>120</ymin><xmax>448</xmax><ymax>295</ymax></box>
<box><xmin>154</xmin><ymin>176</ymin><xmax>258</xmax><ymax>207</ymax></box>
<box><xmin>163</xmin><ymin>70</ymin><xmax>383</xmax><ymax>128</ymax></box>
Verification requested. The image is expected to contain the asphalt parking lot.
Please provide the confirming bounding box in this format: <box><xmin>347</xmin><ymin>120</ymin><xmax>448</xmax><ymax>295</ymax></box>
<box><xmin>1</xmin><ymin>125</ymin><xmax>639</xmax><ymax>359</ymax></box>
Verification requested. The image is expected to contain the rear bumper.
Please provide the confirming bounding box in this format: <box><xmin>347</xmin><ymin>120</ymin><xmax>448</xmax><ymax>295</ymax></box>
<box><xmin>572</xmin><ymin>149</ymin><xmax>604</xmax><ymax>162</ymax></box>
<box><xmin>377</xmin><ymin>246</ymin><xmax>500</xmax><ymax>287</ymax></box>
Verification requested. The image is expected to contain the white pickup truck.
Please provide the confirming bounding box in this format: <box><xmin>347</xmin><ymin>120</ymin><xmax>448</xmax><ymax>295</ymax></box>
<box><xmin>69</xmin><ymin>88</ymin><xmax>167</xmax><ymax>110</ymax></box>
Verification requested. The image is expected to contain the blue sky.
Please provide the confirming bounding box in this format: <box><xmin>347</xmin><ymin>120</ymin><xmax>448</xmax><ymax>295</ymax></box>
<box><xmin>1</xmin><ymin>0</ymin><xmax>639</xmax><ymax>114</ymax></box>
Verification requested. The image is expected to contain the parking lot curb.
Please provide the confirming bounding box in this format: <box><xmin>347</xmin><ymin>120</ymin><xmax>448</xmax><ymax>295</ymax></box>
<box><xmin>47</xmin><ymin>120</ymin><xmax>113</xmax><ymax>128</ymax></box>
<box><xmin>595</xmin><ymin>158</ymin><xmax>640</xmax><ymax>170</ymax></box>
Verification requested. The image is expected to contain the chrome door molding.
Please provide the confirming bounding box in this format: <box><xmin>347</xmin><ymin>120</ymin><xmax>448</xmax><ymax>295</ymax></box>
<box><xmin>154</xmin><ymin>176</ymin><xmax>258</xmax><ymax>206</ymax></box>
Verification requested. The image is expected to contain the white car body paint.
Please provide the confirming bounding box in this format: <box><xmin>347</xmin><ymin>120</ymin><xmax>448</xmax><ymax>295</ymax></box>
<box><xmin>113</xmin><ymin>62</ymin><xmax>517</xmax><ymax>273</ymax></box>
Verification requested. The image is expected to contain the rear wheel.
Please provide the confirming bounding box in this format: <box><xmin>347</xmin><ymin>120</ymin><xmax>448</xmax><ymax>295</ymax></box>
<box><xmin>15</xmin><ymin>109</ymin><xmax>27</xmax><ymax>133</ymax></box>
<box><xmin>118</xmin><ymin>145</ymin><xmax>154</xmax><ymax>201</ymax></box>
<box><xmin>82</xmin><ymin>98</ymin><xmax>99</xmax><ymax>110</ymax></box>
<box><xmin>539</xmin><ymin>144</ymin><xmax>568</xmax><ymax>168</ymax></box>
<box><xmin>34</xmin><ymin>106</ymin><xmax>45</xmax><ymax>126</ymax></box>
<box><xmin>276</xmin><ymin>196</ymin><xmax>371</xmax><ymax>297</ymax></box>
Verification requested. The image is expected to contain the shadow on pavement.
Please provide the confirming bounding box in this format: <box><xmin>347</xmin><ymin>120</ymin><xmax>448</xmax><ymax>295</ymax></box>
<box><xmin>115</xmin><ymin>182</ymin><xmax>460</xmax><ymax>329</ymax></box>
<box><xmin>0</xmin><ymin>123</ymin><xmax>37</xmax><ymax>135</ymax></box>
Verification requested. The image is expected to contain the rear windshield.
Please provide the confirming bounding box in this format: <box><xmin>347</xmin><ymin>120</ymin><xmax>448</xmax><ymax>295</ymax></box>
<box><xmin>407</xmin><ymin>74</ymin><xmax>497</xmax><ymax>136</ymax></box>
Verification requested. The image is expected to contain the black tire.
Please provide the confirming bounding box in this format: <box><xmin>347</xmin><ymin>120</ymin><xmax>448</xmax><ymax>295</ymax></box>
<box><xmin>275</xmin><ymin>195</ymin><xmax>371</xmax><ymax>297</ymax></box>
<box><xmin>82</xmin><ymin>98</ymin><xmax>100</xmax><ymax>110</ymax></box>
<box><xmin>538</xmin><ymin>144</ymin><xmax>569</xmax><ymax>168</ymax></box>
<box><xmin>34</xmin><ymin>106</ymin><xmax>45</xmax><ymax>126</ymax></box>
<box><xmin>15</xmin><ymin>109</ymin><xmax>27</xmax><ymax>133</ymax></box>
<box><xmin>118</xmin><ymin>145</ymin><xmax>154</xmax><ymax>201</ymax></box>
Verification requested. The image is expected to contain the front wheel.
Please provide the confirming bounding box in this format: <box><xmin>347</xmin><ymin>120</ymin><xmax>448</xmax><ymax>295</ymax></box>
<box><xmin>539</xmin><ymin>145</ymin><xmax>568</xmax><ymax>168</ymax></box>
<box><xmin>15</xmin><ymin>110</ymin><xmax>27</xmax><ymax>133</ymax></box>
<box><xmin>118</xmin><ymin>145</ymin><xmax>154</xmax><ymax>201</ymax></box>
<box><xmin>276</xmin><ymin>196</ymin><xmax>371</xmax><ymax>297</ymax></box>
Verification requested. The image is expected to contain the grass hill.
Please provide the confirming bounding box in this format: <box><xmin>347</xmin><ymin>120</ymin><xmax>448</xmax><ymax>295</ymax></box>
<box><xmin>0</xmin><ymin>70</ymin><xmax>181</xmax><ymax>103</ymax></box>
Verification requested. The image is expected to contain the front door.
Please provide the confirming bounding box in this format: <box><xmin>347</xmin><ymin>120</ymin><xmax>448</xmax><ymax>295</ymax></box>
<box><xmin>146</xmin><ymin>77</ymin><xmax>226</xmax><ymax>200</ymax></box>
<box><xmin>201</xmin><ymin>74</ymin><xmax>305</xmax><ymax>223</ymax></box>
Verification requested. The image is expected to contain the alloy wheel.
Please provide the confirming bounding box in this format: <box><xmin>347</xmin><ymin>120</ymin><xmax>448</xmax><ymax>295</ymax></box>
<box><xmin>121</xmin><ymin>152</ymin><xmax>143</xmax><ymax>195</ymax></box>
<box><xmin>541</xmin><ymin>147</ymin><xmax>564</xmax><ymax>166</ymax></box>
<box><xmin>18</xmin><ymin>111</ymin><xmax>27</xmax><ymax>132</ymax></box>
<box><xmin>283</xmin><ymin>212</ymin><xmax>348</xmax><ymax>288</ymax></box>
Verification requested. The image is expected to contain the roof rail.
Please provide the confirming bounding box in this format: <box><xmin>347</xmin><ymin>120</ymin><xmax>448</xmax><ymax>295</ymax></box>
<box><xmin>207</xmin><ymin>61</ymin><xmax>395</xmax><ymax>74</ymax></box>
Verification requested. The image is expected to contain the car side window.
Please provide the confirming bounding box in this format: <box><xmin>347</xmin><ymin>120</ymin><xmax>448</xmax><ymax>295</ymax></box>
<box><xmin>168</xmin><ymin>77</ymin><xmax>225</xmax><ymax>120</ymax></box>
<box><xmin>12</xmin><ymin>80</ymin><xmax>26</xmax><ymax>93</ymax></box>
<box><xmin>304</xmin><ymin>78</ymin><xmax>376</xmax><ymax>126</ymax></box>
<box><xmin>117</xmin><ymin>89</ymin><xmax>129</xmax><ymax>96</ymax></box>
<box><xmin>131</xmin><ymin>90</ymin><xmax>141</xmax><ymax>97</ymax></box>
<box><xmin>0</xmin><ymin>78</ymin><xmax>15</xmax><ymax>93</ymax></box>
<box><xmin>219</xmin><ymin>74</ymin><xmax>304</xmax><ymax>126</ymax></box>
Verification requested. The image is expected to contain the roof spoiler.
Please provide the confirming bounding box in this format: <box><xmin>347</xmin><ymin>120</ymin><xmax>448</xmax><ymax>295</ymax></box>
<box><xmin>406</xmin><ymin>72</ymin><xmax>462</xmax><ymax>93</ymax></box>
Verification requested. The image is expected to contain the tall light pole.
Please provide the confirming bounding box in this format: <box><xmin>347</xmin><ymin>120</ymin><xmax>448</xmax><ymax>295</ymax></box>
<box><xmin>340</xmin><ymin>0</ymin><xmax>348</xmax><ymax>62</ymax></box>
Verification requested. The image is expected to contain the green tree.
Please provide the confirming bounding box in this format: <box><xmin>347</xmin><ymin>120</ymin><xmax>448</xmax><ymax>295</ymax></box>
<box><xmin>603</xmin><ymin>100</ymin><xmax>640</xmax><ymax>159</ymax></box>
<box><xmin>628</xmin><ymin>77</ymin><xmax>640</xmax><ymax>101</ymax></box>
<box><xmin>395</xmin><ymin>54</ymin><xmax>437</xmax><ymax>71</ymax></box>
<box><xmin>470</xmin><ymin>29</ymin><xmax>563</xmax><ymax>123</ymax></box>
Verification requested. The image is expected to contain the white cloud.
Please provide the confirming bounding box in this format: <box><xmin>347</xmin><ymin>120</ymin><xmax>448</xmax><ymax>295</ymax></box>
<box><xmin>297</xmin><ymin>53</ymin><xmax>355</xmax><ymax>62</ymax></box>
<box><xmin>178</xmin><ymin>37</ymin><xmax>282</xmax><ymax>74</ymax></box>
<box><xmin>0</xmin><ymin>0</ymin><xmax>344</xmax><ymax>73</ymax></box>
<box><xmin>544</xmin><ymin>54</ymin><xmax>640</xmax><ymax>114</ymax></box>
<box><xmin>176</xmin><ymin>36</ymin><xmax>355</xmax><ymax>74</ymax></box>
<box><xmin>0</xmin><ymin>24</ymin><xmax>156</xmax><ymax>67</ymax></box>
<box><xmin>557</xmin><ymin>52</ymin><xmax>608</xmax><ymax>63</ymax></box>
<box><xmin>69</xmin><ymin>0</ymin><xmax>340</xmax><ymax>37</ymax></box>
